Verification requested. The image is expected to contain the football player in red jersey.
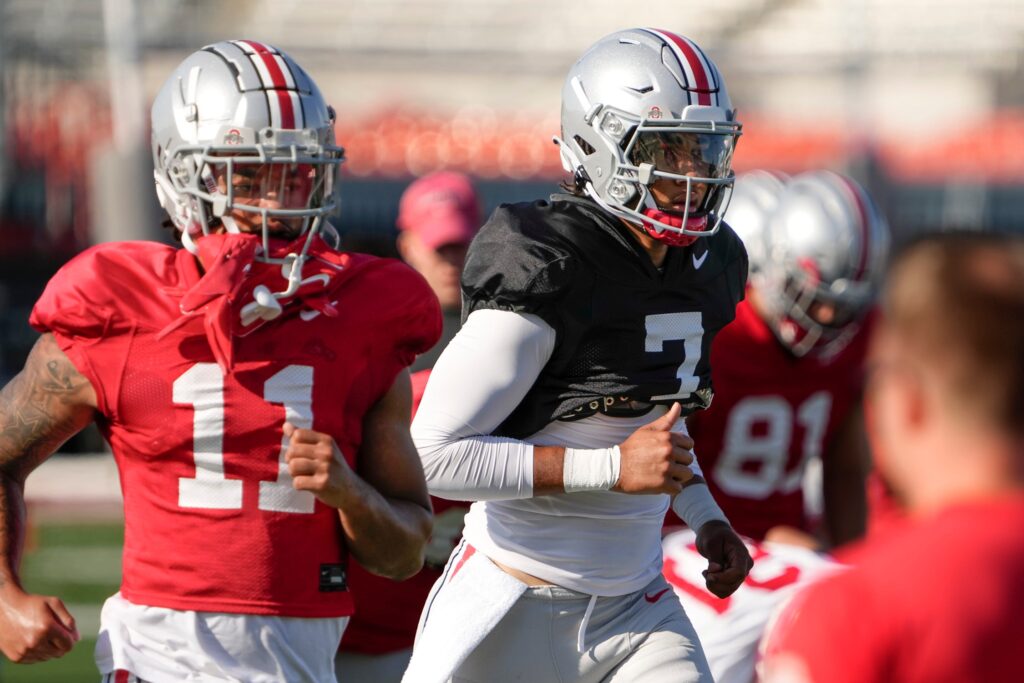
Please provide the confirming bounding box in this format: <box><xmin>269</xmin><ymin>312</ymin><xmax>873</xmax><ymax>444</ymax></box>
<box><xmin>667</xmin><ymin>170</ymin><xmax>891</xmax><ymax>548</ymax></box>
<box><xmin>335</xmin><ymin>172</ymin><xmax>480</xmax><ymax>683</ymax></box>
<box><xmin>760</xmin><ymin>232</ymin><xmax>1024</xmax><ymax>683</ymax></box>
<box><xmin>404</xmin><ymin>29</ymin><xmax>751</xmax><ymax>683</ymax></box>
<box><xmin>0</xmin><ymin>41</ymin><xmax>440</xmax><ymax>681</ymax></box>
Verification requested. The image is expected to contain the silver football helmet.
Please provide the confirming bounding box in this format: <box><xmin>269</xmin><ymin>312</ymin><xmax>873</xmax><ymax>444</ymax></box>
<box><xmin>554</xmin><ymin>28</ymin><xmax>741</xmax><ymax>246</ymax></box>
<box><xmin>755</xmin><ymin>171</ymin><xmax>891</xmax><ymax>357</ymax></box>
<box><xmin>723</xmin><ymin>170</ymin><xmax>788</xmax><ymax>276</ymax></box>
<box><xmin>151</xmin><ymin>40</ymin><xmax>344</xmax><ymax>297</ymax></box>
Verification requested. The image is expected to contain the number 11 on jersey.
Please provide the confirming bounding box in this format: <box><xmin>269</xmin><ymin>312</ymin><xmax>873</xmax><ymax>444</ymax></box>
<box><xmin>173</xmin><ymin>363</ymin><xmax>317</xmax><ymax>514</ymax></box>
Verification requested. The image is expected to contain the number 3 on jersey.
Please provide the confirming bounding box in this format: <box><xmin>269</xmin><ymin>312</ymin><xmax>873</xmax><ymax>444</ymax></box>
<box><xmin>173</xmin><ymin>363</ymin><xmax>316</xmax><ymax>514</ymax></box>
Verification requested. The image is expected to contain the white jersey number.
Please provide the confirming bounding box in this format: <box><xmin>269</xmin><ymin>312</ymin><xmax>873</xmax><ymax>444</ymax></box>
<box><xmin>173</xmin><ymin>363</ymin><xmax>316</xmax><ymax>513</ymax></box>
<box><xmin>713</xmin><ymin>392</ymin><xmax>832</xmax><ymax>499</ymax></box>
<box><xmin>646</xmin><ymin>312</ymin><xmax>704</xmax><ymax>400</ymax></box>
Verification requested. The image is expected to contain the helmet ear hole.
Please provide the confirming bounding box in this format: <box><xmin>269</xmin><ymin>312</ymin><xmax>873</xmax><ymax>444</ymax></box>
<box><xmin>573</xmin><ymin>135</ymin><xmax>596</xmax><ymax>156</ymax></box>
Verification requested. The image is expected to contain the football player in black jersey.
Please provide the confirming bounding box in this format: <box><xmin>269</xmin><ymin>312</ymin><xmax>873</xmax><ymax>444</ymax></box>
<box><xmin>404</xmin><ymin>29</ymin><xmax>752</xmax><ymax>683</ymax></box>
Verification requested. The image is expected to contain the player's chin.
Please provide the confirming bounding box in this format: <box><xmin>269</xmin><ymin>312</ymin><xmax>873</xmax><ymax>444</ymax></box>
<box><xmin>265</xmin><ymin>220</ymin><xmax>303</xmax><ymax>240</ymax></box>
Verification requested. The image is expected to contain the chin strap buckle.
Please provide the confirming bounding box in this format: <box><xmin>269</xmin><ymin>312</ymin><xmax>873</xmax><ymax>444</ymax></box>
<box><xmin>240</xmin><ymin>285</ymin><xmax>283</xmax><ymax>326</ymax></box>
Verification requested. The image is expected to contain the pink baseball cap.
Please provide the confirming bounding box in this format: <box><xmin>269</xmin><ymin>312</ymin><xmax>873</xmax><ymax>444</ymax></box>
<box><xmin>397</xmin><ymin>171</ymin><xmax>482</xmax><ymax>249</ymax></box>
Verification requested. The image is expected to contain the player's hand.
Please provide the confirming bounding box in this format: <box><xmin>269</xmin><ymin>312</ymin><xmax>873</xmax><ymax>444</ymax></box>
<box><xmin>0</xmin><ymin>586</ymin><xmax>79</xmax><ymax>663</ymax></box>
<box><xmin>613</xmin><ymin>403</ymin><xmax>695</xmax><ymax>495</ymax></box>
<box><xmin>284</xmin><ymin>423</ymin><xmax>354</xmax><ymax>509</ymax></box>
<box><xmin>695</xmin><ymin>519</ymin><xmax>754</xmax><ymax>599</ymax></box>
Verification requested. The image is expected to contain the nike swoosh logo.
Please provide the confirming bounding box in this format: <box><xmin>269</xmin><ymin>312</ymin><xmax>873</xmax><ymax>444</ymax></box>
<box><xmin>644</xmin><ymin>587</ymin><xmax>671</xmax><ymax>603</ymax></box>
<box><xmin>692</xmin><ymin>250</ymin><xmax>709</xmax><ymax>270</ymax></box>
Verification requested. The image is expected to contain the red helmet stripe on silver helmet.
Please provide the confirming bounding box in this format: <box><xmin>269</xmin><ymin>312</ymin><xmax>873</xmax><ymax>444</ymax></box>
<box><xmin>234</xmin><ymin>40</ymin><xmax>300</xmax><ymax>130</ymax></box>
<box><xmin>645</xmin><ymin>29</ymin><xmax>716</xmax><ymax>107</ymax></box>
<box><xmin>833</xmin><ymin>172</ymin><xmax>871</xmax><ymax>281</ymax></box>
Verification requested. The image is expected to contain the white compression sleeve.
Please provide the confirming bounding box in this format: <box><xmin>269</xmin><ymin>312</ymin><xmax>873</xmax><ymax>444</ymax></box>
<box><xmin>671</xmin><ymin>482</ymin><xmax>728</xmax><ymax>532</ymax></box>
<box><xmin>412</xmin><ymin>309</ymin><xmax>556</xmax><ymax>501</ymax></box>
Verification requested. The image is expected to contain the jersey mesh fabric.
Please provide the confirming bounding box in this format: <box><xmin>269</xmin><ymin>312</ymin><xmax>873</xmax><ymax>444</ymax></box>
<box><xmin>461</xmin><ymin>195</ymin><xmax>747</xmax><ymax>438</ymax></box>
<box><xmin>30</xmin><ymin>241</ymin><xmax>440</xmax><ymax>617</ymax></box>
<box><xmin>448</xmin><ymin>196</ymin><xmax>746</xmax><ymax>595</ymax></box>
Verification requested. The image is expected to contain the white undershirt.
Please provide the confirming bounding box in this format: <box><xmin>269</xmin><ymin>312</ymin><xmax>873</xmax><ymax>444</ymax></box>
<box><xmin>412</xmin><ymin>309</ymin><xmax>708</xmax><ymax>596</ymax></box>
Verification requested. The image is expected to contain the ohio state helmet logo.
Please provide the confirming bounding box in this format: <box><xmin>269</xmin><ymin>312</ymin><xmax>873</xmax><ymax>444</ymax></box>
<box><xmin>647</xmin><ymin>106</ymin><xmax>663</xmax><ymax>120</ymax></box>
<box><xmin>223</xmin><ymin>129</ymin><xmax>244</xmax><ymax>145</ymax></box>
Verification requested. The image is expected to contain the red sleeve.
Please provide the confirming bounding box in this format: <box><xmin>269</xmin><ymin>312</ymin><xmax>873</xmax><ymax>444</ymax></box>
<box><xmin>359</xmin><ymin>259</ymin><xmax>441</xmax><ymax>398</ymax></box>
<box><xmin>28</xmin><ymin>243</ymin><xmax>167</xmax><ymax>417</ymax></box>
<box><xmin>761</xmin><ymin>571</ymin><xmax>885</xmax><ymax>683</ymax></box>
<box><xmin>383</xmin><ymin>260</ymin><xmax>443</xmax><ymax>368</ymax></box>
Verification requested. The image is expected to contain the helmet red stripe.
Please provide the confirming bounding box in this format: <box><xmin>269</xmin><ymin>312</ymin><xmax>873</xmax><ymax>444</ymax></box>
<box><xmin>656</xmin><ymin>30</ymin><xmax>713</xmax><ymax>106</ymax></box>
<box><xmin>239</xmin><ymin>40</ymin><xmax>296</xmax><ymax>129</ymax></box>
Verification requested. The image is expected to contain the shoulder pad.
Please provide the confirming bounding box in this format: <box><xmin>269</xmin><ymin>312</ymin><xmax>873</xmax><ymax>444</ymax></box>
<box><xmin>462</xmin><ymin>202</ymin><xmax>579</xmax><ymax>315</ymax></box>
<box><xmin>30</xmin><ymin>241</ymin><xmax>179</xmax><ymax>339</ymax></box>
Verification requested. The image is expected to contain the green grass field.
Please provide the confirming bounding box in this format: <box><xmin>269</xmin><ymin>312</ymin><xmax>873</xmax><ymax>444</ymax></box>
<box><xmin>3</xmin><ymin>521</ymin><xmax>123</xmax><ymax>683</ymax></box>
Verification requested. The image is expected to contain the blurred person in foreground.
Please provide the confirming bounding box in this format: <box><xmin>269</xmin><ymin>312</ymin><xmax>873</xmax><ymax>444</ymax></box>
<box><xmin>404</xmin><ymin>28</ymin><xmax>752</xmax><ymax>683</ymax></box>
<box><xmin>0</xmin><ymin>40</ymin><xmax>440</xmax><ymax>681</ymax></box>
<box><xmin>335</xmin><ymin>171</ymin><xmax>480</xmax><ymax>682</ymax></box>
<box><xmin>666</xmin><ymin>170</ymin><xmax>890</xmax><ymax>549</ymax></box>
<box><xmin>760</xmin><ymin>232</ymin><xmax>1024</xmax><ymax>683</ymax></box>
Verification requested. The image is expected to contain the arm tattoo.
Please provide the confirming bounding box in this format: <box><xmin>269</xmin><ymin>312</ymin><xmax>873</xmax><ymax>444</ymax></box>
<box><xmin>0</xmin><ymin>334</ymin><xmax>96</xmax><ymax>589</ymax></box>
<box><xmin>0</xmin><ymin>334</ymin><xmax>96</xmax><ymax>479</ymax></box>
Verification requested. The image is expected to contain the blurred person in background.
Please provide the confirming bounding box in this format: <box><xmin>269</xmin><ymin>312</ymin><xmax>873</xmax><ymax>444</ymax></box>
<box><xmin>396</xmin><ymin>171</ymin><xmax>481</xmax><ymax>371</ymax></box>
<box><xmin>0</xmin><ymin>40</ymin><xmax>440</xmax><ymax>681</ymax></box>
<box><xmin>665</xmin><ymin>170</ymin><xmax>890</xmax><ymax>549</ymax></box>
<box><xmin>404</xmin><ymin>28</ymin><xmax>752</xmax><ymax>683</ymax></box>
<box><xmin>717</xmin><ymin>169</ymin><xmax>787</xmax><ymax>278</ymax></box>
<box><xmin>335</xmin><ymin>171</ymin><xmax>481</xmax><ymax>683</ymax></box>
<box><xmin>760</xmin><ymin>232</ymin><xmax>1024</xmax><ymax>683</ymax></box>
<box><xmin>658</xmin><ymin>169</ymin><xmax>888</xmax><ymax>683</ymax></box>
<box><xmin>662</xmin><ymin>526</ymin><xmax>839</xmax><ymax>683</ymax></box>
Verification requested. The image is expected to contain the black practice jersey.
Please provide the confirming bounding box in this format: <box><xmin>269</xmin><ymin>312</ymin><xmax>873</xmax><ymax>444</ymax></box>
<box><xmin>462</xmin><ymin>194</ymin><xmax>748</xmax><ymax>439</ymax></box>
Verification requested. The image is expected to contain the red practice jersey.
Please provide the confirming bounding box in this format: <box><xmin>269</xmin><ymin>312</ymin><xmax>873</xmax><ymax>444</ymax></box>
<box><xmin>761</xmin><ymin>496</ymin><xmax>1024</xmax><ymax>683</ymax></box>
<box><xmin>341</xmin><ymin>367</ymin><xmax>470</xmax><ymax>654</ymax></box>
<box><xmin>676</xmin><ymin>295</ymin><xmax>872</xmax><ymax>539</ymax></box>
<box><xmin>30</xmin><ymin>241</ymin><xmax>440</xmax><ymax>618</ymax></box>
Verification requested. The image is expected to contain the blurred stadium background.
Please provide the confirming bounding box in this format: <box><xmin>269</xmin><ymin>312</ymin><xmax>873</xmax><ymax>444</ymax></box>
<box><xmin>1</xmin><ymin>0</ymin><xmax>1022</xmax><ymax>680</ymax></box>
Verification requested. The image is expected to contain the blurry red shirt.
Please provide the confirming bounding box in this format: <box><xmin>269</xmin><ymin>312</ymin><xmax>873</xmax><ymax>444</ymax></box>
<box><xmin>341</xmin><ymin>367</ymin><xmax>470</xmax><ymax>654</ymax></box>
<box><xmin>762</xmin><ymin>495</ymin><xmax>1024</xmax><ymax>683</ymax></box>
<box><xmin>670</xmin><ymin>295</ymin><xmax>872</xmax><ymax>539</ymax></box>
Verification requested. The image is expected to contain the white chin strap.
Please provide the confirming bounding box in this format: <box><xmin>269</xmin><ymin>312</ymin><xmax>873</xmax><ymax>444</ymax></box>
<box><xmin>240</xmin><ymin>285</ymin><xmax>284</xmax><ymax>326</ymax></box>
<box><xmin>219</xmin><ymin>215</ymin><xmax>242</xmax><ymax>234</ymax></box>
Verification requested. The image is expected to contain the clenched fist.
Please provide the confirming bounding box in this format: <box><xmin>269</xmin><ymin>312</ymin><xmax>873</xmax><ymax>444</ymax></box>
<box><xmin>285</xmin><ymin>423</ymin><xmax>355</xmax><ymax>509</ymax></box>
<box><xmin>695</xmin><ymin>519</ymin><xmax>754</xmax><ymax>599</ymax></box>
<box><xmin>0</xmin><ymin>587</ymin><xmax>79</xmax><ymax>664</ymax></box>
